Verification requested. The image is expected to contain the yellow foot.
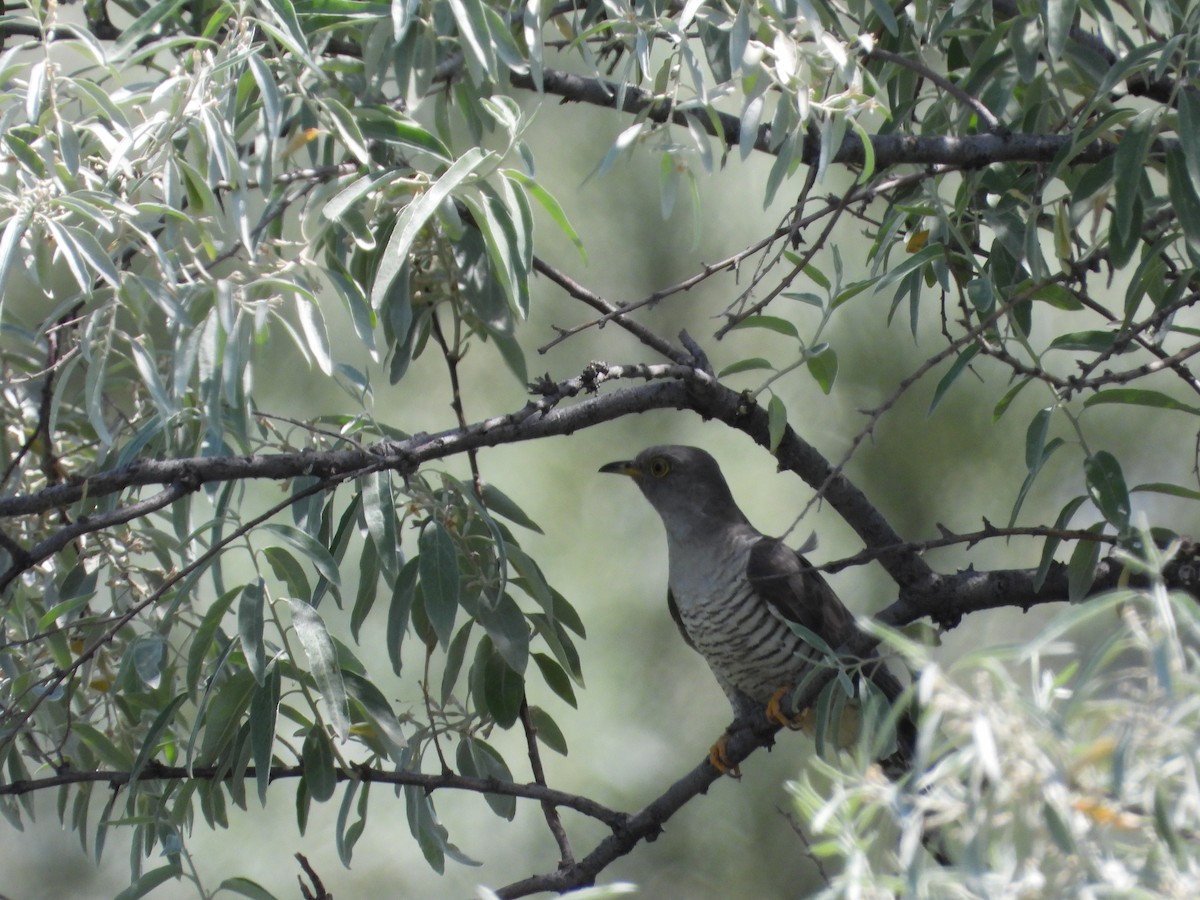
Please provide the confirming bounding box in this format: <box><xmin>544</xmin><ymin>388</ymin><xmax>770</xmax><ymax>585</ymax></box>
<box><xmin>708</xmin><ymin>734</ymin><xmax>742</xmax><ymax>778</ymax></box>
<box><xmin>766</xmin><ymin>686</ymin><xmax>811</xmax><ymax>731</ymax></box>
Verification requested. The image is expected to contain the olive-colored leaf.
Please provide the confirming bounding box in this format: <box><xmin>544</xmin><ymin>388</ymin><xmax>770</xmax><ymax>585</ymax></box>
<box><xmin>456</xmin><ymin>737</ymin><xmax>516</xmax><ymax>820</ymax></box>
<box><xmin>718</xmin><ymin>357</ymin><xmax>774</xmax><ymax>377</ymax></box>
<box><xmin>929</xmin><ymin>344</ymin><xmax>980</xmax><ymax>414</ymax></box>
<box><xmin>807</xmin><ymin>346</ymin><xmax>838</xmax><ymax>395</ymax></box>
<box><xmin>1084</xmin><ymin>389</ymin><xmax>1200</xmax><ymax>416</ymax></box>
<box><xmin>387</xmin><ymin>557</ymin><xmax>419</xmax><ymax>676</ymax></box>
<box><xmin>1067</xmin><ymin>528</ymin><xmax>1103</xmax><ymax>603</ymax></box>
<box><xmin>732</xmin><ymin>315</ymin><xmax>800</xmax><ymax>338</ymax></box>
<box><xmin>197</xmin><ymin>670</ymin><xmax>257</xmax><ymax>765</ymax></box>
<box><xmin>301</xmin><ymin>726</ymin><xmax>337</xmax><ymax>803</ymax></box>
<box><xmin>767</xmin><ymin>394</ymin><xmax>788</xmax><ymax>452</ymax></box>
<box><xmin>263</xmin><ymin>524</ymin><xmax>340</xmax><ymax>593</ymax></box>
<box><xmin>249</xmin><ymin>667</ymin><xmax>281</xmax><ymax>805</ymax></box>
<box><xmin>532</xmin><ymin>652</ymin><xmax>577</xmax><ymax>708</ymax></box>
<box><xmin>216</xmin><ymin>877</ymin><xmax>279</xmax><ymax>900</ymax></box>
<box><xmin>1085</xmin><ymin>451</ymin><xmax>1130</xmax><ymax>531</ymax></box>
<box><xmin>418</xmin><ymin>522</ymin><xmax>460</xmax><ymax>649</ymax></box>
<box><xmin>528</xmin><ymin>705</ymin><xmax>568</xmax><ymax>755</ymax></box>
<box><xmin>478</xmin><ymin>592</ymin><xmax>529</xmax><ymax>675</ymax></box>
<box><xmin>263</xmin><ymin>546</ymin><xmax>311</xmax><ymax>602</ymax></box>
<box><xmin>481</xmin><ymin>482</ymin><xmax>543</xmax><ymax>534</ymax></box>
<box><xmin>1035</xmin><ymin>495</ymin><xmax>1087</xmax><ymax>590</ymax></box>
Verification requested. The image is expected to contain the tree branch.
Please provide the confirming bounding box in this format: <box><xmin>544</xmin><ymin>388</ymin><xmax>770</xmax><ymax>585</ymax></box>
<box><xmin>511</xmin><ymin>67</ymin><xmax>1149</xmax><ymax>169</ymax></box>
<box><xmin>0</xmin><ymin>763</ymin><xmax>627</xmax><ymax>829</ymax></box>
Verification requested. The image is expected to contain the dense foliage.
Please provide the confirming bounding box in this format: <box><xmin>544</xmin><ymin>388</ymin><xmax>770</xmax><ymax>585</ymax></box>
<box><xmin>2</xmin><ymin>0</ymin><xmax>1200</xmax><ymax>896</ymax></box>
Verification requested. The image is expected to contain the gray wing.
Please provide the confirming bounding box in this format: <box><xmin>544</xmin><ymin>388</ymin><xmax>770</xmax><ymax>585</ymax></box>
<box><xmin>746</xmin><ymin>538</ymin><xmax>909</xmax><ymax>707</ymax></box>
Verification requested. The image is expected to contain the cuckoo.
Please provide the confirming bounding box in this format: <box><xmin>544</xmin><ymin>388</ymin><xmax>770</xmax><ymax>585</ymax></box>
<box><xmin>600</xmin><ymin>444</ymin><xmax>915</xmax><ymax>777</ymax></box>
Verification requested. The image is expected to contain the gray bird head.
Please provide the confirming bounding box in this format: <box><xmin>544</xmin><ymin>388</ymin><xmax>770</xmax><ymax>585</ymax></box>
<box><xmin>599</xmin><ymin>445</ymin><xmax>750</xmax><ymax>540</ymax></box>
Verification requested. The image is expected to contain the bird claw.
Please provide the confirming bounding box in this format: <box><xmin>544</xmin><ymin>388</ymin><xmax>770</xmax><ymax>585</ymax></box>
<box><xmin>708</xmin><ymin>735</ymin><xmax>742</xmax><ymax>778</ymax></box>
<box><xmin>766</xmin><ymin>686</ymin><xmax>810</xmax><ymax>731</ymax></box>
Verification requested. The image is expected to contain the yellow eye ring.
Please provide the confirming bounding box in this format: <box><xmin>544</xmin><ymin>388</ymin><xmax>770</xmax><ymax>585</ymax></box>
<box><xmin>649</xmin><ymin>457</ymin><xmax>671</xmax><ymax>478</ymax></box>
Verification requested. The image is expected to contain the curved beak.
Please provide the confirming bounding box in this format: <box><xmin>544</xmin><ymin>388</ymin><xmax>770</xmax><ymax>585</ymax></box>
<box><xmin>599</xmin><ymin>459</ymin><xmax>641</xmax><ymax>478</ymax></box>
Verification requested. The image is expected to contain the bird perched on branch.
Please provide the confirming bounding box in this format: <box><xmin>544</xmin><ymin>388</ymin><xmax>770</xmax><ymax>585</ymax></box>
<box><xmin>600</xmin><ymin>444</ymin><xmax>916</xmax><ymax>777</ymax></box>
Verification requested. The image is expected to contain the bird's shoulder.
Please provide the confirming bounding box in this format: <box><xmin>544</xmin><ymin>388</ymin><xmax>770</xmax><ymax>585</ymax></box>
<box><xmin>745</xmin><ymin>536</ymin><xmax>855</xmax><ymax>645</ymax></box>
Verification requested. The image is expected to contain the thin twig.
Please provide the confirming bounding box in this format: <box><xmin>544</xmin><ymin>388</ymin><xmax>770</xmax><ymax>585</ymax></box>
<box><xmin>0</xmin><ymin>764</ymin><xmax>627</xmax><ymax>829</ymax></box>
<box><xmin>864</xmin><ymin>45</ymin><xmax>1003</xmax><ymax>132</ymax></box>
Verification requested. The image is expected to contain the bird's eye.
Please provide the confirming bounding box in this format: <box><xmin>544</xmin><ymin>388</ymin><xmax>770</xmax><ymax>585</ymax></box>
<box><xmin>649</xmin><ymin>457</ymin><xmax>671</xmax><ymax>478</ymax></box>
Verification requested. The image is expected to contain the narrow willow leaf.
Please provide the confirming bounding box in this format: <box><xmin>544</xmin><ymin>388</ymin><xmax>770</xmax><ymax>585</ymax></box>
<box><xmin>197</xmin><ymin>670</ymin><xmax>257</xmax><ymax>765</ymax></box>
<box><xmin>323</xmin><ymin>96</ymin><xmax>370</xmax><ymax>165</ymax></box>
<box><xmin>461</xmin><ymin>738</ymin><xmax>516</xmax><ymax>820</ymax></box>
<box><xmin>114</xmin><ymin>865</ymin><xmax>182</xmax><ymax>900</ymax></box>
<box><xmin>718</xmin><ymin>357</ymin><xmax>773</xmax><ymax>377</ymax></box>
<box><xmin>1067</xmin><ymin>528</ymin><xmax>1103</xmax><ymax>603</ymax></box>
<box><xmin>295</xmin><ymin>298</ymin><xmax>333</xmax><ymax>376</ymax></box>
<box><xmin>342</xmin><ymin>671</ymin><xmax>408</xmax><ymax>759</ymax></box>
<box><xmin>238</xmin><ymin>579</ymin><xmax>267</xmax><ymax>685</ymax></box>
<box><xmin>1048</xmin><ymin>330</ymin><xmax>1115</xmax><ymax>352</ymax></box>
<box><xmin>504</xmin><ymin>169</ymin><xmax>586</xmax><ymax>262</ymax></box>
<box><xmin>290</xmin><ymin>600</ymin><xmax>350</xmax><ymax>741</ymax></box>
<box><xmin>993</xmin><ymin>377</ymin><xmax>1033</xmax><ymax>422</ymax></box>
<box><xmin>363</xmin><ymin>472</ymin><xmax>399</xmax><ymax>578</ymax></box>
<box><xmin>528</xmin><ymin>706</ymin><xmax>568</xmax><ymax>755</ymax></box>
<box><xmin>483</xmin><ymin>644</ymin><xmax>525</xmax><ymax>728</ymax></box>
<box><xmin>1085</xmin><ymin>451</ymin><xmax>1131</xmax><ymax>531</ymax></box>
<box><xmin>1131</xmin><ymin>482</ymin><xmax>1200</xmax><ymax>501</ymax></box>
<box><xmin>1110</xmin><ymin>109</ymin><xmax>1157</xmax><ymax>267</ymax></box>
<box><xmin>215</xmin><ymin>877</ymin><xmax>279</xmax><ymax>900</ymax></box>
<box><xmin>732</xmin><ymin>315</ymin><xmax>800</xmax><ymax>338</ymax></box>
<box><xmin>532</xmin><ymin>653</ymin><xmax>576</xmax><ymax>708</ymax></box>
<box><xmin>418</xmin><ymin>522</ymin><xmax>460</xmax><ymax>648</ymax></box>
<box><xmin>1035</xmin><ymin>495</ymin><xmax>1087</xmax><ymax>589</ymax></box>
<box><xmin>387</xmin><ymin>558</ymin><xmax>419</xmax><ymax>676</ymax></box>
<box><xmin>470</xmin><ymin>739</ymin><xmax>513</xmax><ymax>816</ymax></box>
<box><xmin>335</xmin><ymin>778</ymin><xmax>362</xmax><ymax>866</ymax></box>
<box><xmin>1180</xmin><ymin>90</ymin><xmax>1200</xmax><ymax>190</ymax></box>
<box><xmin>351</xmin><ymin>536</ymin><xmax>380</xmax><ymax>641</ymax></box>
<box><xmin>129</xmin><ymin>634</ymin><xmax>166</xmax><ymax>689</ymax></box>
<box><xmin>263</xmin><ymin>546</ymin><xmax>311</xmax><ymax>602</ymax></box>
<box><xmin>447</xmin><ymin>0</ymin><xmax>497</xmax><ymax>81</ymax></box>
<box><xmin>128</xmin><ymin>693</ymin><xmax>188</xmax><ymax>787</ymax></box>
<box><xmin>263</xmin><ymin>524</ymin><xmax>340</xmax><ymax>592</ymax></box>
<box><xmin>478</xmin><ymin>592</ymin><xmax>529</xmax><ymax>675</ymax></box>
<box><xmin>370</xmin><ymin>148</ymin><xmax>487</xmax><ymax>310</ymax></box>
<box><xmin>1083</xmin><ymin>388</ymin><xmax>1200</xmax><ymax>416</ymax></box>
<box><xmin>1043</xmin><ymin>0</ymin><xmax>1077</xmax><ymax>63</ymax></box>
<box><xmin>301</xmin><ymin>726</ymin><xmax>337</xmax><ymax>802</ymax></box>
<box><xmin>1025</xmin><ymin>407</ymin><xmax>1052</xmax><ymax>471</ymax></box>
<box><xmin>930</xmin><ymin>344</ymin><xmax>980</xmax><ymax>414</ymax></box>
<box><xmin>186</xmin><ymin>587</ymin><xmax>241</xmax><ymax>693</ymax></box>
<box><xmin>0</xmin><ymin>210</ymin><xmax>31</xmax><ymax>313</ymax></box>
<box><xmin>480</xmin><ymin>482</ymin><xmax>543</xmax><ymax>534</ymax></box>
<box><xmin>767</xmin><ymin>394</ymin><xmax>788</xmax><ymax>452</ymax></box>
<box><xmin>250</xmin><ymin>667</ymin><xmax>281</xmax><ymax>805</ymax></box>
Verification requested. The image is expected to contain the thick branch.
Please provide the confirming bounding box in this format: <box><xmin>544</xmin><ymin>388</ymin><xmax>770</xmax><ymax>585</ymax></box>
<box><xmin>1</xmin><ymin>364</ymin><xmax>928</xmax><ymax>588</ymax></box>
<box><xmin>511</xmin><ymin>67</ymin><xmax>1136</xmax><ymax>169</ymax></box>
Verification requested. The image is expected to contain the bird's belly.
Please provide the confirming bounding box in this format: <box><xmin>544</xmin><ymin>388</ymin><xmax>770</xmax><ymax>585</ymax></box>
<box><xmin>677</xmin><ymin>583</ymin><xmax>813</xmax><ymax>705</ymax></box>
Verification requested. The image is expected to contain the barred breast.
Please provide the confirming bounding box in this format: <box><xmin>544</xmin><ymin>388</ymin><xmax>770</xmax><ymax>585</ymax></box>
<box><xmin>668</xmin><ymin>534</ymin><xmax>816</xmax><ymax>705</ymax></box>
